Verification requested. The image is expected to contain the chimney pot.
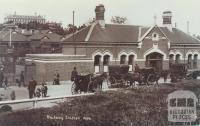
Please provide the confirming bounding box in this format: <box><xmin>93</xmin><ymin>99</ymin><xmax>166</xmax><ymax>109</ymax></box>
<box><xmin>95</xmin><ymin>4</ymin><xmax>105</xmax><ymax>28</ymax></box>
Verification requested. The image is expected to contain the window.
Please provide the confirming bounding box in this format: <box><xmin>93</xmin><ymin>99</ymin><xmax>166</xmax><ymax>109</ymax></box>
<box><xmin>103</xmin><ymin>55</ymin><xmax>110</xmax><ymax>72</ymax></box>
<box><xmin>177</xmin><ymin>98</ymin><xmax>186</xmax><ymax>107</ymax></box>
<box><xmin>120</xmin><ymin>55</ymin><xmax>126</xmax><ymax>64</ymax></box>
<box><xmin>187</xmin><ymin>98</ymin><xmax>194</xmax><ymax>107</ymax></box>
<box><xmin>193</xmin><ymin>54</ymin><xmax>198</xmax><ymax>69</ymax></box>
<box><xmin>103</xmin><ymin>55</ymin><xmax>110</xmax><ymax>66</ymax></box>
<box><xmin>175</xmin><ymin>54</ymin><xmax>181</xmax><ymax>64</ymax></box>
<box><xmin>152</xmin><ymin>33</ymin><xmax>159</xmax><ymax>41</ymax></box>
<box><xmin>94</xmin><ymin>55</ymin><xmax>101</xmax><ymax>73</ymax></box>
<box><xmin>94</xmin><ymin>55</ymin><xmax>101</xmax><ymax>66</ymax></box>
<box><xmin>128</xmin><ymin>55</ymin><xmax>134</xmax><ymax>72</ymax></box>
<box><xmin>170</xmin><ymin>98</ymin><xmax>176</xmax><ymax>107</ymax></box>
<box><xmin>169</xmin><ymin>54</ymin><xmax>174</xmax><ymax>67</ymax></box>
<box><xmin>187</xmin><ymin>54</ymin><xmax>192</xmax><ymax>69</ymax></box>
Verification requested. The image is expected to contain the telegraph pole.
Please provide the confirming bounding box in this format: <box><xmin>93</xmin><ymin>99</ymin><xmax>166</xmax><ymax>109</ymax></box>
<box><xmin>73</xmin><ymin>10</ymin><xmax>76</xmax><ymax>55</ymax></box>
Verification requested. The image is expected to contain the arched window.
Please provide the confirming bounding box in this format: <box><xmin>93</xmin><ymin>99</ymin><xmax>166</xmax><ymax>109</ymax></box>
<box><xmin>193</xmin><ymin>54</ymin><xmax>198</xmax><ymax>69</ymax></box>
<box><xmin>175</xmin><ymin>54</ymin><xmax>181</xmax><ymax>64</ymax></box>
<box><xmin>120</xmin><ymin>55</ymin><xmax>126</xmax><ymax>64</ymax></box>
<box><xmin>94</xmin><ymin>55</ymin><xmax>101</xmax><ymax>73</ymax></box>
<box><xmin>187</xmin><ymin>54</ymin><xmax>192</xmax><ymax>69</ymax></box>
<box><xmin>103</xmin><ymin>55</ymin><xmax>110</xmax><ymax>72</ymax></box>
<box><xmin>128</xmin><ymin>55</ymin><xmax>134</xmax><ymax>71</ymax></box>
<box><xmin>169</xmin><ymin>54</ymin><xmax>174</xmax><ymax>67</ymax></box>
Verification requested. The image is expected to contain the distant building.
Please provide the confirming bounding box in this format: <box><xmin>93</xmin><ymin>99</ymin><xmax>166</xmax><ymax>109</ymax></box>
<box><xmin>0</xmin><ymin>27</ymin><xmax>62</xmax><ymax>75</ymax></box>
<box><xmin>4</xmin><ymin>13</ymin><xmax>46</xmax><ymax>24</ymax></box>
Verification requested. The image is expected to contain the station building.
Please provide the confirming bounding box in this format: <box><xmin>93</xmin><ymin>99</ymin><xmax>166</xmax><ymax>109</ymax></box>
<box><xmin>25</xmin><ymin>5</ymin><xmax>200</xmax><ymax>82</ymax></box>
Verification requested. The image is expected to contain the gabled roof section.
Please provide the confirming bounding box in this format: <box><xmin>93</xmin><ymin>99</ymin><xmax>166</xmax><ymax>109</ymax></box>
<box><xmin>89</xmin><ymin>24</ymin><xmax>139</xmax><ymax>42</ymax></box>
<box><xmin>63</xmin><ymin>24</ymin><xmax>140</xmax><ymax>43</ymax></box>
<box><xmin>139</xmin><ymin>25</ymin><xmax>169</xmax><ymax>42</ymax></box>
<box><xmin>160</xmin><ymin>27</ymin><xmax>200</xmax><ymax>44</ymax></box>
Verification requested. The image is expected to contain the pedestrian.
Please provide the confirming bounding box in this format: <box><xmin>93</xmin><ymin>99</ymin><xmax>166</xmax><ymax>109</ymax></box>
<box><xmin>19</xmin><ymin>71</ymin><xmax>25</xmax><ymax>87</ymax></box>
<box><xmin>71</xmin><ymin>67</ymin><xmax>79</xmax><ymax>92</ymax></box>
<box><xmin>28</xmin><ymin>78</ymin><xmax>37</xmax><ymax>99</ymax></box>
<box><xmin>41</xmin><ymin>81</ymin><xmax>48</xmax><ymax>97</ymax></box>
<box><xmin>4</xmin><ymin>76</ymin><xmax>8</xmax><ymax>89</ymax></box>
<box><xmin>53</xmin><ymin>70</ymin><xmax>60</xmax><ymax>85</ymax></box>
<box><xmin>10</xmin><ymin>90</ymin><xmax>16</xmax><ymax>100</ymax></box>
<box><xmin>35</xmin><ymin>88</ymin><xmax>41</xmax><ymax>98</ymax></box>
<box><xmin>71</xmin><ymin>67</ymin><xmax>78</xmax><ymax>81</ymax></box>
<box><xmin>0</xmin><ymin>69</ymin><xmax>4</xmax><ymax>88</ymax></box>
<box><xmin>134</xmin><ymin>64</ymin><xmax>140</xmax><ymax>73</ymax></box>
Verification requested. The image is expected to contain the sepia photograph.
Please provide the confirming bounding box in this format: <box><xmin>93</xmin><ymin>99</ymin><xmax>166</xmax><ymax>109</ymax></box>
<box><xmin>0</xmin><ymin>0</ymin><xmax>200</xmax><ymax>126</ymax></box>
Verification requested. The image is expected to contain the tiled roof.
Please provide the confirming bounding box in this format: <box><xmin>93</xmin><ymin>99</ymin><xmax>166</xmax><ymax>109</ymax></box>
<box><xmin>160</xmin><ymin>27</ymin><xmax>200</xmax><ymax>44</ymax></box>
<box><xmin>0</xmin><ymin>30</ymin><xmax>28</xmax><ymax>42</ymax></box>
<box><xmin>63</xmin><ymin>23</ymin><xmax>200</xmax><ymax>44</ymax></box>
<box><xmin>63</xmin><ymin>26</ymin><xmax>91</xmax><ymax>42</ymax></box>
<box><xmin>89</xmin><ymin>24</ymin><xmax>139</xmax><ymax>42</ymax></box>
<box><xmin>63</xmin><ymin>24</ymin><xmax>140</xmax><ymax>43</ymax></box>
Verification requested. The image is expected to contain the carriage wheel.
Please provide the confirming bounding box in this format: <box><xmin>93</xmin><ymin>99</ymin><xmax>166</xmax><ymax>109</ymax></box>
<box><xmin>147</xmin><ymin>74</ymin><xmax>157</xmax><ymax>85</ymax></box>
<box><xmin>71</xmin><ymin>82</ymin><xmax>78</xmax><ymax>95</ymax></box>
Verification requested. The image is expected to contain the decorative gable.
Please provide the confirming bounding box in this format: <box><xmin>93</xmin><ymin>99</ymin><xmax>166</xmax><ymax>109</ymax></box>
<box><xmin>140</xmin><ymin>25</ymin><xmax>168</xmax><ymax>42</ymax></box>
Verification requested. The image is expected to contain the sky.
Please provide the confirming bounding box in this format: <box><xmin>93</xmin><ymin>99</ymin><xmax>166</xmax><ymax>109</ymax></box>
<box><xmin>0</xmin><ymin>0</ymin><xmax>199</xmax><ymax>35</ymax></box>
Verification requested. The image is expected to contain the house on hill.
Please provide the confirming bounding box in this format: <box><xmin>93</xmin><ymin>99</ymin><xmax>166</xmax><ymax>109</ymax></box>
<box><xmin>25</xmin><ymin>4</ymin><xmax>200</xmax><ymax>82</ymax></box>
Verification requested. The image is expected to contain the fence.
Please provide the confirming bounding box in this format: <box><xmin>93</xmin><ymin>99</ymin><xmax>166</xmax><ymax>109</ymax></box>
<box><xmin>0</xmin><ymin>93</ymin><xmax>94</xmax><ymax>109</ymax></box>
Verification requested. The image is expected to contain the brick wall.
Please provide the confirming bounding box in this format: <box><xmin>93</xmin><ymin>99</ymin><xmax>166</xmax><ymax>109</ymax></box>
<box><xmin>32</xmin><ymin>61</ymin><xmax>94</xmax><ymax>83</ymax></box>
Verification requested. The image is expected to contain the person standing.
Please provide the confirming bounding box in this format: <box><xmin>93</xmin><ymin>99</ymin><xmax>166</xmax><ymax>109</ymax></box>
<box><xmin>71</xmin><ymin>67</ymin><xmax>79</xmax><ymax>92</ymax></box>
<box><xmin>28</xmin><ymin>78</ymin><xmax>37</xmax><ymax>99</ymax></box>
<box><xmin>0</xmin><ymin>69</ymin><xmax>4</xmax><ymax>88</ymax></box>
<box><xmin>4</xmin><ymin>76</ymin><xmax>8</xmax><ymax>89</ymax></box>
<box><xmin>53</xmin><ymin>70</ymin><xmax>60</xmax><ymax>85</ymax></box>
<box><xmin>134</xmin><ymin>64</ymin><xmax>140</xmax><ymax>73</ymax></box>
<box><xmin>19</xmin><ymin>71</ymin><xmax>25</xmax><ymax>87</ymax></box>
<box><xmin>41</xmin><ymin>81</ymin><xmax>48</xmax><ymax>97</ymax></box>
<box><xmin>71</xmin><ymin>67</ymin><xmax>78</xmax><ymax>81</ymax></box>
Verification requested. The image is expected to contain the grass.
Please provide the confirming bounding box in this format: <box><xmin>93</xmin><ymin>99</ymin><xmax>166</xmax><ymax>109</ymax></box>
<box><xmin>0</xmin><ymin>80</ymin><xmax>200</xmax><ymax>126</ymax></box>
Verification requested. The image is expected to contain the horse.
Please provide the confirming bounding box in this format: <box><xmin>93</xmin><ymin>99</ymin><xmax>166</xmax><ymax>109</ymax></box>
<box><xmin>88</xmin><ymin>72</ymin><xmax>107</xmax><ymax>92</ymax></box>
<box><xmin>127</xmin><ymin>72</ymin><xmax>143</xmax><ymax>87</ymax></box>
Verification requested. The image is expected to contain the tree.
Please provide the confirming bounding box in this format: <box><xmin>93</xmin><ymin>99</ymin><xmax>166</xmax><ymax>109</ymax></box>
<box><xmin>193</xmin><ymin>34</ymin><xmax>200</xmax><ymax>40</ymax></box>
<box><xmin>111</xmin><ymin>16</ymin><xmax>127</xmax><ymax>24</ymax></box>
<box><xmin>197</xmin><ymin>35</ymin><xmax>200</xmax><ymax>40</ymax></box>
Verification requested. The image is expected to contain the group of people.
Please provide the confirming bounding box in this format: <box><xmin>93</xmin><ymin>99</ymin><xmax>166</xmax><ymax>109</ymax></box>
<box><xmin>28</xmin><ymin>78</ymin><xmax>48</xmax><ymax>99</ymax></box>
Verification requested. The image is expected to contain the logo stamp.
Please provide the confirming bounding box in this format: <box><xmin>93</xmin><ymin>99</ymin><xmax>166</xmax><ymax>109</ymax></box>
<box><xmin>167</xmin><ymin>90</ymin><xmax>198</xmax><ymax>123</ymax></box>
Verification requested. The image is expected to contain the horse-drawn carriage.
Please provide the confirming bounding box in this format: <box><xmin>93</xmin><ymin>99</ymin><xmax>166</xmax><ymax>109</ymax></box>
<box><xmin>71</xmin><ymin>73</ymin><xmax>107</xmax><ymax>94</ymax></box>
<box><xmin>170</xmin><ymin>63</ymin><xmax>187</xmax><ymax>82</ymax></box>
<box><xmin>139</xmin><ymin>67</ymin><xmax>160</xmax><ymax>85</ymax></box>
<box><xmin>107</xmin><ymin>65</ymin><xmax>160</xmax><ymax>87</ymax></box>
<box><xmin>107</xmin><ymin>65</ymin><xmax>130</xmax><ymax>88</ymax></box>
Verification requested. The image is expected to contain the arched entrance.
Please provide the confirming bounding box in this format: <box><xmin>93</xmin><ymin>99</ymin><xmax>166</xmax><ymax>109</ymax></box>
<box><xmin>146</xmin><ymin>52</ymin><xmax>163</xmax><ymax>71</ymax></box>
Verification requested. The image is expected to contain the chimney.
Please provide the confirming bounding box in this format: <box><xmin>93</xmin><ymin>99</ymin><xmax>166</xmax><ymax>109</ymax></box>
<box><xmin>95</xmin><ymin>4</ymin><xmax>105</xmax><ymax>28</ymax></box>
<box><xmin>162</xmin><ymin>11</ymin><xmax>172</xmax><ymax>31</ymax></box>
